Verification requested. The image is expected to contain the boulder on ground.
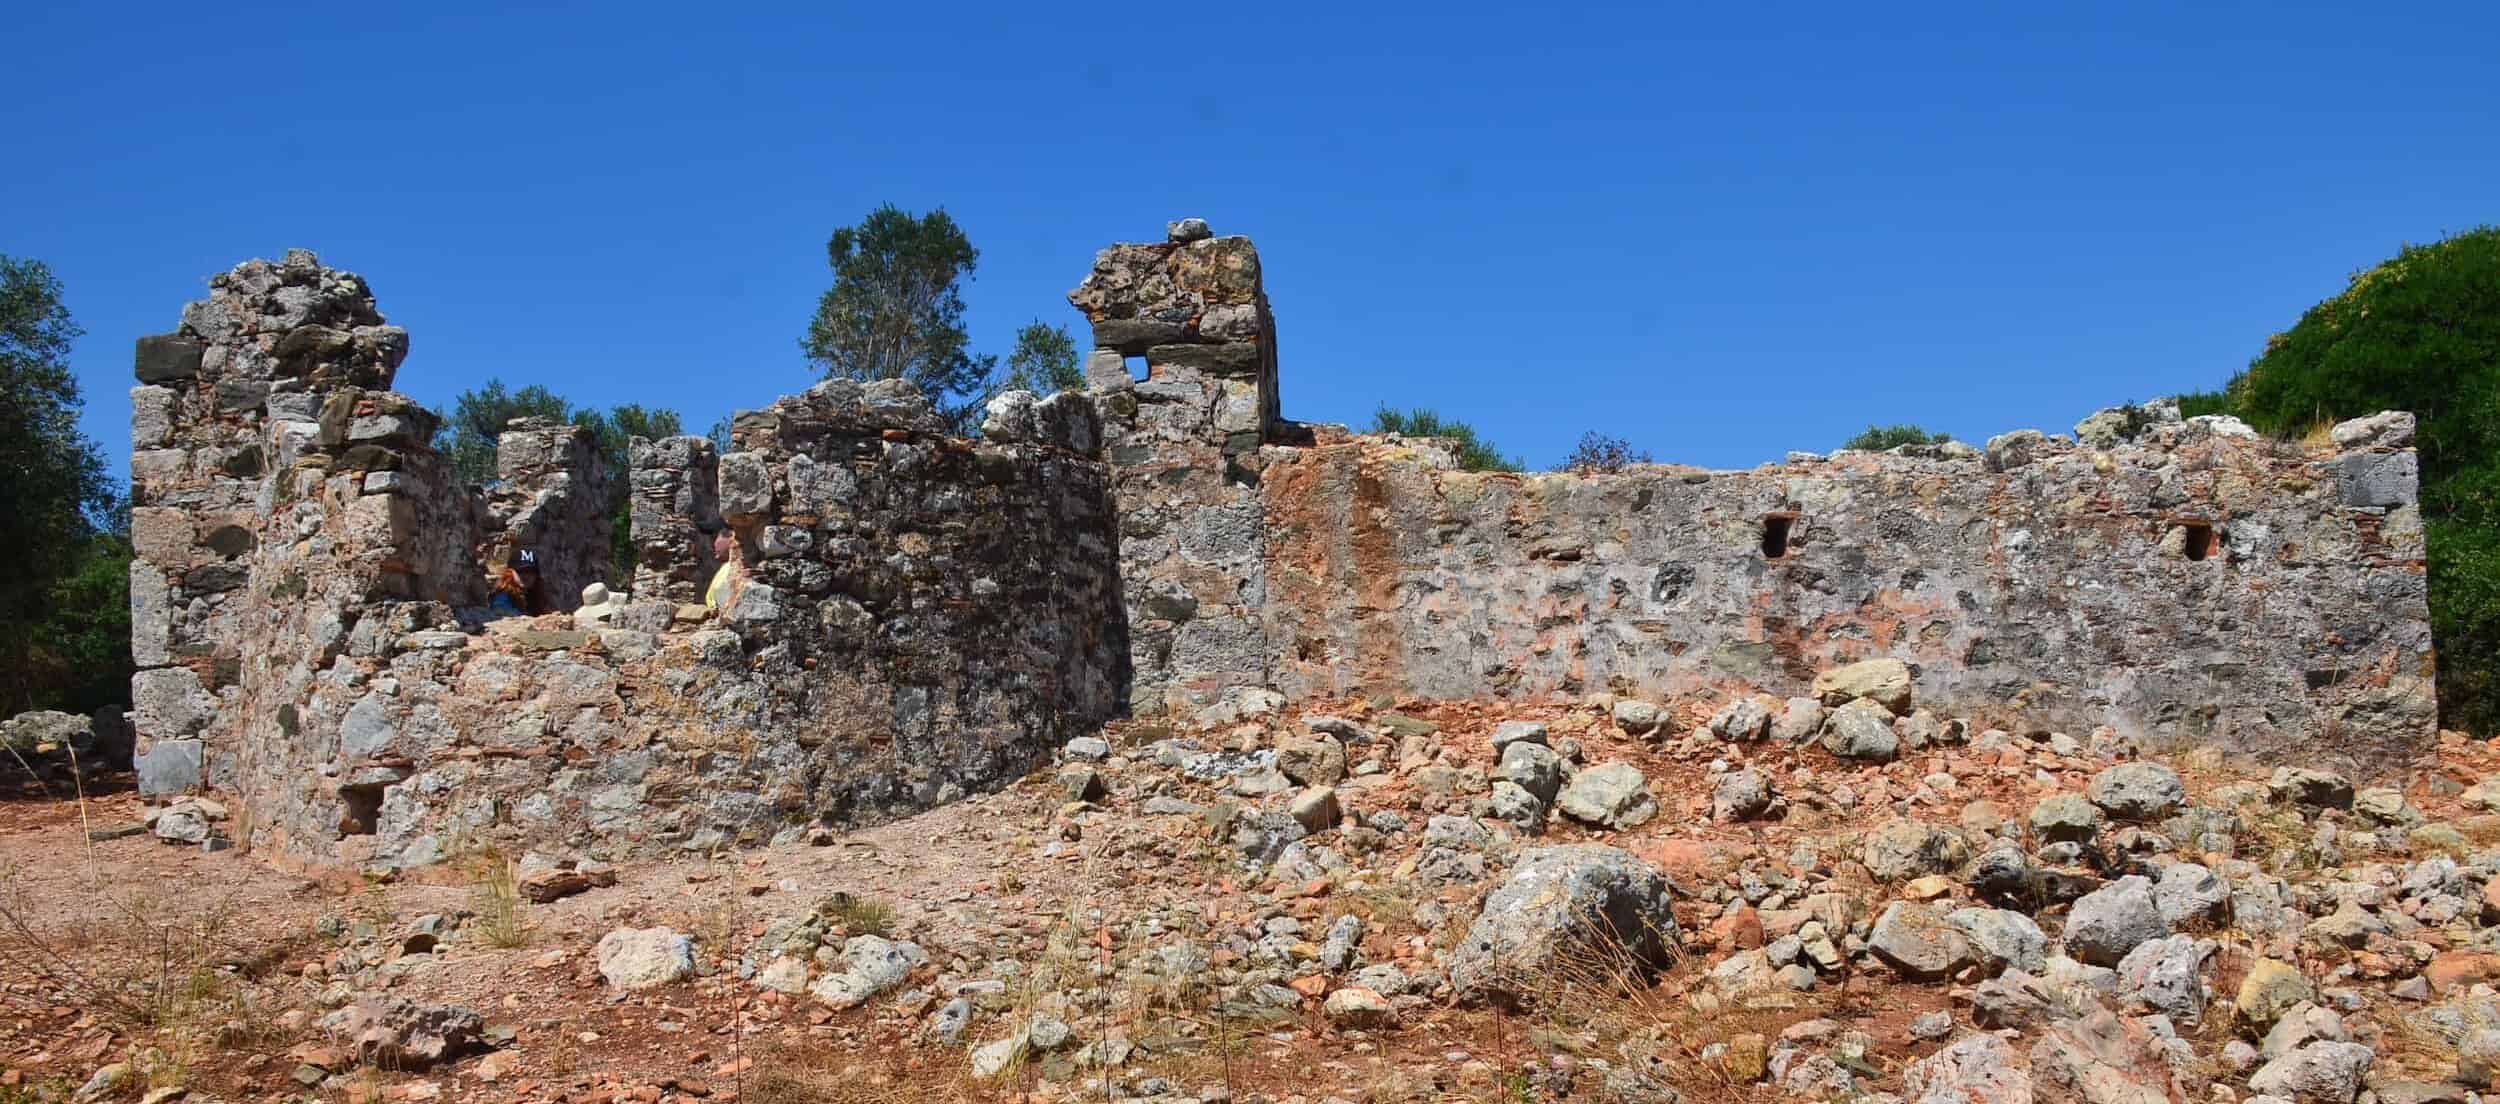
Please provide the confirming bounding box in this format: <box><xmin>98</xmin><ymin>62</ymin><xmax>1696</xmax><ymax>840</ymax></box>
<box><xmin>808</xmin><ymin>935</ymin><xmax>926</xmax><ymax>1009</ymax></box>
<box><xmin>2086</xmin><ymin>762</ymin><xmax>2187</xmax><ymax>821</ymax></box>
<box><xmin>1449</xmin><ymin>844</ymin><xmax>1680</xmax><ymax>1003</ymax></box>
<box><xmin>317</xmin><ymin>995</ymin><xmax>488</xmax><ymax>1069</ymax></box>
<box><xmin>596</xmin><ymin>926</ymin><xmax>696</xmax><ymax>990</ymax></box>
<box><xmin>1869</xmin><ymin>902</ymin><xmax>1975</xmax><ymax>981</ymax></box>
<box><xmin>1811</xmin><ymin>657</ymin><xmax>1913</xmax><ymax>713</ymax></box>
<box><xmin>1555</xmin><ymin>762</ymin><xmax>1657</xmax><ymax>829</ymax></box>
<box><xmin>1862</xmin><ymin>819</ymin><xmax>1969</xmax><ymax>883</ymax></box>
<box><xmin>2235</xmin><ymin>959</ymin><xmax>2314</xmax><ymax>1030</ymax></box>
<box><xmin>2063</xmin><ymin>876</ymin><xmax>2169</xmax><ymax>967</ymax></box>
<box><xmin>1823</xmin><ymin>698</ymin><xmax>1901</xmax><ymax>762</ymax></box>
<box><xmin>2269</xmin><ymin>768</ymin><xmax>2355</xmax><ymax>810</ymax></box>
<box><xmin>2248</xmin><ymin>1040</ymin><xmax>2372</xmax><ymax>1103</ymax></box>
<box><xmin>1904</xmin><ymin>1033</ymin><xmax>2034</xmax><ymax>1104</ymax></box>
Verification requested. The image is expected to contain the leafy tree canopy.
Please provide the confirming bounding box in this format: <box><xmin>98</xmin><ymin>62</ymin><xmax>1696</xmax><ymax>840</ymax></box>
<box><xmin>0</xmin><ymin>255</ymin><xmax>124</xmax><ymax>713</ymax></box>
<box><xmin>801</xmin><ymin>204</ymin><xmax>997</xmax><ymax>432</ymax></box>
<box><xmin>1369</xmin><ymin>406</ymin><xmax>1520</xmax><ymax>473</ymax></box>
<box><xmin>1001</xmin><ymin>321</ymin><xmax>1082</xmax><ymax>396</ymax></box>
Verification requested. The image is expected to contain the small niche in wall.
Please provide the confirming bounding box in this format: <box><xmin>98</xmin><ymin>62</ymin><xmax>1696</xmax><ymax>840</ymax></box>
<box><xmin>2183</xmin><ymin>522</ymin><xmax>2219</xmax><ymax>562</ymax></box>
<box><xmin>1761</xmin><ymin>513</ymin><xmax>1797</xmax><ymax>559</ymax></box>
<box><xmin>339</xmin><ymin>785</ymin><xmax>383</xmax><ymax>836</ymax></box>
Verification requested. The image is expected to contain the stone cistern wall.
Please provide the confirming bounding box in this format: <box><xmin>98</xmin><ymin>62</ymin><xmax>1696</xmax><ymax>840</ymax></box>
<box><xmin>127</xmin><ymin>222</ymin><xmax>2436</xmax><ymax>868</ymax></box>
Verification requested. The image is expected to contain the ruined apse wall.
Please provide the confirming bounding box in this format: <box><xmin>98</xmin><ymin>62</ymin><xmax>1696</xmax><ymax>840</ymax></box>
<box><xmin>132</xmin><ymin>254</ymin><xmax>1122</xmax><ymax>868</ymax></box>
<box><xmin>1072</xmin><ymin>223</ymin><xmax>2436</xmax><ymax>773</ymax></box>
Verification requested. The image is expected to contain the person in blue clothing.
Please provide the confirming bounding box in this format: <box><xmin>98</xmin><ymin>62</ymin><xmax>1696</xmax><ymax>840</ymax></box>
<box><xmin>488</xmin><ymin>549</ymin><xmax>544</xmax><ymax>617</ymax></box>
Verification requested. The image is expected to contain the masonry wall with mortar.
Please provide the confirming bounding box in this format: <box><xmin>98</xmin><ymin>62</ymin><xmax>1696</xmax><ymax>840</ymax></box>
<box><xmin>129</xmin><ymin>254</ymin><xmax>1124</xmax><ymax>868</ymax></box>
<box><xmin>1069</xmin><ymin>222</ymin><xmax>2437</xmax><ymax>775</ymax></box>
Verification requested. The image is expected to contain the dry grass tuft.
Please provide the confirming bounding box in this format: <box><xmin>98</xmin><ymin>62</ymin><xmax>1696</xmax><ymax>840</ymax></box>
<box><xmin>462</xmin><ymin>846</ymin><xmax>534</xmax><ymax>949</ymax></box>
<box><xmin>826</xmin><ymin>892</ymin><xmax>896</xmax><ymax>938</ymax></box>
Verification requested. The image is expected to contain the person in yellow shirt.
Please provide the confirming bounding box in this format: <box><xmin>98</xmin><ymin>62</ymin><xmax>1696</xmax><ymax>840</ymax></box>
<box><xmin>703</xmin><ymin>529</ymin><xmax>745</xmax><ymax>612</ymax></box>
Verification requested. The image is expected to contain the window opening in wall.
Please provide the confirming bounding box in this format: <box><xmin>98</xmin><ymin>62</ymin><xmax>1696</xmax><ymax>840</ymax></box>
<box><xmin>2184</xmin><ymin>522</ymin><xmax>2217</xmax><ymax>562</ymax></box>
<box><xmin>1761</xmin><ymin>514</ymin><xmax>1795</xmax><ymax>559</ymax></box>
<box><xmin>1127</xmin><ymin>355</ymin><xmax>1149</xmax><ymax>382</ymax></box>
<box><xmin>340</xmin><ymin>785</ymin><xmax>383</xmax><ymax>836</ymax></box>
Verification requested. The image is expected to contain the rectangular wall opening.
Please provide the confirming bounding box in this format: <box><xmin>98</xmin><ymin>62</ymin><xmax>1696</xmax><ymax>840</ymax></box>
<box><xmin>1761</xmin><ymin>514</ymin><xmax>1795</xmax><ymax>559</ymax></box>
<box><xmin>2184</xmin><ymin>522</ymin><xmax>2217</xmax><ymax>562</ymax></box>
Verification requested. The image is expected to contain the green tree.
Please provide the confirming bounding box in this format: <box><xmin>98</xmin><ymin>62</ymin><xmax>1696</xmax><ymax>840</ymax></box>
<box><xmin>1841</xmin><ymin>424</ymin><xmax>1952</xmax><ymax>451</ymax></box>
<box><xmin>1368</xmin><ymin>406</ymin><xmax>1521</xmax><ymax>472</ymax></box>
<box><xmin>443</xmin><ymin>379</ymin><xmax>579</xmax><ymax>485</ymax></box>
<box><xmin>0</xmin><ymin>255</ymin><xmax>119</xmax><ymax>712</ymax></box>
<box><xmin>35</xmin><ymin>524</ymin><xmax>132</xmax><ymax>715</ymax></box>
<box><xmin>1001</xmin><ymin>320</ymin><xmax>1082</xmax><ymax>396</ymax></box>
<box><xmin>801</xmin><ymin>204</ymin><xmax>997</xmax><ymax>432</ymax></box>
<box><xmin>2223</xmin><ymin>226</ymin><xmax>2500</xmax><ymax>729</ymax></box>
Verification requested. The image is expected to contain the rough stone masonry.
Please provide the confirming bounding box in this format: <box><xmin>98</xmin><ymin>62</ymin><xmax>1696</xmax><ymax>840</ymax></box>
<box><xmin>125</xmin><ymin>223</ymin><xmax>2433</xmax><ymax>868</ymax></box>
<box><xmin>1070</xmin><ymin>220</ymin><xmax>2434</xmax><ymax>776</ymax></box>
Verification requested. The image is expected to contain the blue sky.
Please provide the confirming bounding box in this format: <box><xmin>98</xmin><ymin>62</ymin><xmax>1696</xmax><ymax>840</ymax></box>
<box><xmin>11</xmin><ymin>2</ymin><xmax>2498</xmax><ymax>473</ymax></box>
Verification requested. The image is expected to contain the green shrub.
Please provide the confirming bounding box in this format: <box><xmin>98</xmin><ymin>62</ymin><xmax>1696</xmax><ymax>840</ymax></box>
<box><xmin>2226</xmin><ymin>226</ymin><xmax>2500</xmax><ymax>731</ymax></box>
<box><xmin>1840</xmin><ymin>424</ymin><xmax>1951</xmax><ymax>451</ymax></box>
<box><xmin>1368</xmin><ymin>406</ymin><xmax>1521</xmax><ymax>472</ymax></box>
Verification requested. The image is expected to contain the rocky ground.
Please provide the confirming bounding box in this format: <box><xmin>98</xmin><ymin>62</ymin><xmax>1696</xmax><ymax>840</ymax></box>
<box><xmin>9</xmin><ymin>662</ymin><xmax>2500</xmax><ymax>1104</ymax></box>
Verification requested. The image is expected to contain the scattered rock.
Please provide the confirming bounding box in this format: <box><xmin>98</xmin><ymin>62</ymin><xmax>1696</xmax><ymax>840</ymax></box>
<box><xmin>807</xmin><ymin>935</ymin><xmax>925</xmax><ymax>1009</ymax></box>
<box><xmin>2270</xmin><ymin>768</ymin><xmax>2355</xmax><ymax>810</ymax></box>
<box><xmin>1811</xmin><ymin>657</ymin><xmax>1913</xmax><ymax>713</ymax></box>
<box><xmin>595</xmin><ymin>927</ymin><xmax>695</xmax><ymax>990</ymax></box>
<box><xmin>1450</xmin><ymin>845</ymin><xmax>1679</xmax><ymax>1003</ymax></box>
<box><xmin>1322</xmin><ymin>986</ymin><xmax>1393</xmax><ymax>1028</ymax></box>
<box><xmin>1555</xmin><ymin>762</ymin><xmax>1657</xmax><ymax>829</ymax></box>
<box><xmin>2248</xmin><ymin>1040</ymin><xmax>2372</xmax><ymax>1103</ymax></box>
<box><xmin>1903</xmin><ymin>1033</ymin><xmax>2033</xmax><ymax>1104</ymax></box>
<box><xmin>2086</xmin><ymin>762</ymin><xmax>2186</xmax><ymax>821</ymax></box>
<box><xmin>1287</xmin><ymin>786</ymin><xmax>1342</xmax><ymax>832</ymax></box>
<box><xmin>1823</xmin><ymin>698</ymin><xmax>1901</xmax><ymax>762</ymax></box>
<box><xmin>316</xmin><ymin>995</ymin><xmax>488</xmax><ymax>1069</ymax></box>
<box><xmin>1947</xmin><ymin>907</ymin><xmax>2048</xmax><ymax>976</ymax></box>
<box><xmin>1869</xmin><ymin>902</ymin><xmax>1976</xmax><ymax>981</ymax></box>
<box><xmin>1862</xmin><ymin>819</ymin><xmax>1969</xmax><ymax>882</ymax></box>
<box><xmin>2063</xmin><ymin>876</ymin><xmax>2169</xmax><ymax>967</ymax></box>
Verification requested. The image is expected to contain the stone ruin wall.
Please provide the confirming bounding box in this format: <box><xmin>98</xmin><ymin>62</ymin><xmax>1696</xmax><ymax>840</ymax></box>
<box><xmin>124</xmin><ymin>223</ymin><xmax>2438</xmax><ymax>868</ymax></box>
<box><xmin>127</xmin><ymin>252</ymin><xmax>1122</xmax><ymax>869</ymax></box>
<box><xmin>1069</xmin><ymin>222</ymin><xmax>2437</xmax><ymax>779</ymax></box>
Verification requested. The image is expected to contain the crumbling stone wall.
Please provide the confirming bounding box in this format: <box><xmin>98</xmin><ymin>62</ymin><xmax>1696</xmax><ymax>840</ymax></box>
<box><xmin>481</xmin><ymin>417</ymin><xmax>611</xmax><ymax>612</ymax></box>
<box><xmin>1069</xmin><ymin>219</ymin><xmax>1281</xmax><ymax>715</ymax></box>
<box><xmin>129</xmin><ymin>253</ymin><xmax>1125</xmax><ymax>867</ymax></box>
<box><xmin>1253</xmin><ymin>417</ymin><xmax>2433</xmax><ymax>773</ymax></box>
<box><xmin>627</xmin><ymin>435</ymin><xmax>721</xmax><ymax>604</ymax></box>
<box><xmin>1071</xmin><ymin>222</ymin><xmax>2436</xmax><ymax>773</ymax></box>
<box><xmin>126</xmin><ymin>227</ymin><xmax>2441</xmax><ymax>865</ymax></box>
<box><xmin>128</xmin><ymin>251</ymin><xmax>420</xmax><ymax>793</ymax></box>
